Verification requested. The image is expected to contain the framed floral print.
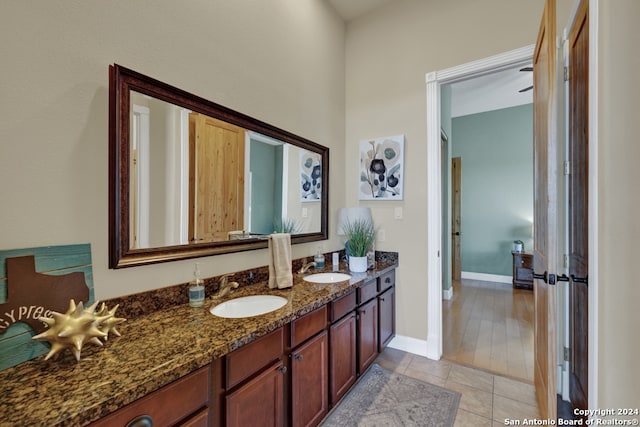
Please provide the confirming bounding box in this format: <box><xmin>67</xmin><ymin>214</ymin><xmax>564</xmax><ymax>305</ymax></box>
<box><xmin>359</xmin><ymin>134</ymin><xmax>404</xmax><ymax>200</ymax></box>
<box><xmin>300</xmin><ymin>149</ymin><xmax>322</xmax><ymax>202</ymax></box>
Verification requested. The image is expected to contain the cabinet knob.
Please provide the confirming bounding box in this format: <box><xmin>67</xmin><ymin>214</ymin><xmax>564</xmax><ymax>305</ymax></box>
<box><xmin>278</xmin><ymin>365</ymin><xmax>287</xmax><ymax>374</ymax></box>
<box><xmin>380</xmin><ymin>297</ymin><xmax>385</xmax><ymax>302</ymax></box>
<box><xmin>126</xmin><ymin>415</ymin><xmax>153</xmax><ymax>427</ymax></box>
<box><xmin>294</xmin><ymin>354</ymin><xmax>303</xmax><ymax>361</ymax></box>
<box><xmin>385</xmin><ymin>277</ymin><xmax>391</xmax><ymax>283</ymax></box>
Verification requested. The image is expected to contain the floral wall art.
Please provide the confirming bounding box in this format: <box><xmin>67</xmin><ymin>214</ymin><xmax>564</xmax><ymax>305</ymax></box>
<box><xmin>359</xmin><ymin>135</ymin><xmax>404</xmax><ymax>200</ymax></box>
<box><xmin>300</xmin><ymin>150</ymin><xmax>322</xmax><ymax>202</ymax></box>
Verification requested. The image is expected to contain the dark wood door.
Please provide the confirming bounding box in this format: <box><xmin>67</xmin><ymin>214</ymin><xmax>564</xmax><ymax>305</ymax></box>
<box><xmin>568</xmin><ymin>0</ymin><xmax>589</xmax><ymax>413</ymax></box>
<box><xmin>291</xmin><ymin>331</ymin><xmax>329</xmax><ymax>427</ymax></box>
<box><xmin>357</xmin><ymin>298</ymin><xmax>379</xmax><ymax>374</ymax></box>
<box><xmin>451</xmin><ymin>157</ymin><xmax>462</xmax><ymax>281</ymax></box>
<box><xmin>226</xmin><ymin>361</ymin><xmax>284</xmax><ymax>427</ymax></box>
<box><xmin>533</xmin><ymin>0</ymin><xmax>558</xmax><ymax>419</ymax></box>
<box><xmin>329</xmin><ymin>313</ymin><xmax>357</xmax><ymax>405</ymax></box>
<box><xmin>378</xmin><ymin>286</ymin><xmax>395</xmax><ymax>351</ymax></box>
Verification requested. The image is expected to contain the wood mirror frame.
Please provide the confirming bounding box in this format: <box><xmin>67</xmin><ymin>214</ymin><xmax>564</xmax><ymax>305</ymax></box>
<box><xmin>109</xmin><ymin>64</ymin><xmax>329</xmax><ymax>268</ymax></box>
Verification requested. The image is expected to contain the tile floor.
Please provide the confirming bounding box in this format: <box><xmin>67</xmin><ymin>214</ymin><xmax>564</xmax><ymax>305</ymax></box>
<box><xmin>375</xmin><ymin>347</ymin><xmax>540</xmax><ymax>426</ymax></box>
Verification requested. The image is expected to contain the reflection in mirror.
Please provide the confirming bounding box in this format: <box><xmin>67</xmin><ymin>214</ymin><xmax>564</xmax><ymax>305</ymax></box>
<box><xmin>110</xmin><ymin>64</ymin><xmax>328</xmax><ymax>268</ymax></box>
<box><xmin>128</xmin><ymin>92</ymin><xmax>322</xmax><ymax>249</ymax></box>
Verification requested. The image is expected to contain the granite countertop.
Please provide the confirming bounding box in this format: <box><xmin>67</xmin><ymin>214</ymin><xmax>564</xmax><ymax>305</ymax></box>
<box><xmin>0</xmin><ymin>259</ymin><xmax>397</xmax><ymax>427</ymax></box>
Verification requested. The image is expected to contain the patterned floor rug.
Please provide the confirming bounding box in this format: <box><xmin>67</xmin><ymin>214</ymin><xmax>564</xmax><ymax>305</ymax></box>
<box><xmin>321</xmin><ymin>363</ymin><xmax>461</xmax><ymax>427</ymax></box>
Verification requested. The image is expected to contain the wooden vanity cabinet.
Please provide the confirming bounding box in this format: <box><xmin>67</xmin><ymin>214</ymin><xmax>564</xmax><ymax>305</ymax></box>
<box><xmin>357</xmin><ymin>296</ymin><xmax>379</xmax><ymax>375</ymax></box>
<box><xmin>289</xmin><ymin>305</ymin><xmax>329</xmax><ymax>427</ymax></box>
<box><xmin>223</xmin><ymin>327</ymin><xmax>286</xmax><ymax>427</ymax></box>
<box><xmin>377</xmin><ymin>270</ymin><xmax>396</xmax><ymax>352</ymax></box>
<box><xmin>221</xmin><ymin>268</ymin><xmax>396</xmax><ymax>426</ymax></box>
<box><xmin>85</xmin><ymin>268</ymin><xmax>397</xmax><ymax>427</ymax></box>
<box><xmin>89</xmin><ymin>366</ymin><xmax>210</xmax><ymax>427</ymax></box>
<box><xmin>378</xmin><ymin>286</ymin><xmax>395</xmax><ymax>351</ymax></box>
<box><xmin>291</xmin><ymin>331</ymin><xmax>329</xmax><ymax>427</ymax></box>
<box><xmin>328</xmin><ymin>291</ymin><xmax>357</xmax><ymax>405</ymax></box>
<box><xmin>226</xmin><ymin>361</ymin><xmax>285</xmax><ymax>427</ymax></box>
<box><xmin>356</xmin><ymin>278</ymin><xmax>380</xmax><ymax>374</ymax></box>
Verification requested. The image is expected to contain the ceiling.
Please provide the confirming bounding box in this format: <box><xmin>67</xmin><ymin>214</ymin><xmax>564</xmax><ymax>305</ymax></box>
<box><xmin>327</xmin><ymin>0</ymin><xmax>533</xmax><ymax>117</ymax></box>
<box><xmin>449</xmin><ymin>66</ymin><xmax>533</xmax><ymax>118</ymax></box>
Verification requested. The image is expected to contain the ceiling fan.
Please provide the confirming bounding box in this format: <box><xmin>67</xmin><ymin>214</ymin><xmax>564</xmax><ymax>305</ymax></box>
<box><xmin>519</xmin><ymin>66</ymin><xmax>533</xmax><ymax>93</ymax></box>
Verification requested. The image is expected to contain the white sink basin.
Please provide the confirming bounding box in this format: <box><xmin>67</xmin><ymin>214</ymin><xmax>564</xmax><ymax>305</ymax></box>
<box><xmin>210</xmin><ymin>295</ymin><xmax>288</xmax><ymax>318</ymax></box>
<box><xmin>303</xmin><ymin>273</ymin><xmax>352</xmax><ymax>284</ymax></box>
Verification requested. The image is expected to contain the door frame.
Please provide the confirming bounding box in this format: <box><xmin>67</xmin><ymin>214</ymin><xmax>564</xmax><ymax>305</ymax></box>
<box><xmin>450</xmin><ymin>156</ymin><xmax>461</xmax><ymax>283</ymax></box>
<box><xmin>424</xmin><ymin>5</ymin><xmax>599</xmax><ymax>410</ymax></box>
<box><xmin>561</xmin><ymin>0</ymin><xmax>600</xmax><ymax>411</ymax></box>
<box><xmin>425</xmin><ymin>44</ymin><xmax>535</xmax><ymax>359</ymax></box>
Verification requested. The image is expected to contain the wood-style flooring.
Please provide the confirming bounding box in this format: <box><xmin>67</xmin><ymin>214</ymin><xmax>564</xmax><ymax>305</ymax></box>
<box><xmin>442</xmin><ymin>279</ymin><xmax>534</xmax><ymax>382</ymax></box>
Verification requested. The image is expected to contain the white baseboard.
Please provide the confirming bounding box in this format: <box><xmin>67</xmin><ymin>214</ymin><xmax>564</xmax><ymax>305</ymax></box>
<box><xmin>388</xmin><ymin>335</ymin><xmax>430</xmax><ymax>358</ymax></box>
<box><xmin>442</xmin><ymin>286</ymin><xmax>453</xmax><ymax>300</ymax></box>
<box><xmin>461</xmin><ymin>271</ymin><xmax>512</xmax><ymax>284</ymax></box>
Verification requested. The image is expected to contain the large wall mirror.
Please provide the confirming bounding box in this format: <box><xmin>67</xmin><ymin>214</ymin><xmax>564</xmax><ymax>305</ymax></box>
<box><xmin>109</xmin><ymin>64</ymin><xmax>329</xmax><ymax>268</ymax></box>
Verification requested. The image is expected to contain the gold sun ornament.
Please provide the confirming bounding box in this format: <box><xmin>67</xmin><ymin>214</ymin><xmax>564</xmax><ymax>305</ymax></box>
<box><xmin>95</xmin><ymin>302</ymin><xmax>126</xmax><ymax>340</ymax></box>
<box><xmin>32</xmin><ymin>299</ymin><xmax>126</xmax><ymax>361</ymax></box>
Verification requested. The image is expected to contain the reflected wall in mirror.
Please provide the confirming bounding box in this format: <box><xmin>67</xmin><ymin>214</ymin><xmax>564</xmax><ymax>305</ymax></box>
<box><xmin>110</xmin><ymin>64</ymin><xmax>328</xmax><ymax>268</ymax></box>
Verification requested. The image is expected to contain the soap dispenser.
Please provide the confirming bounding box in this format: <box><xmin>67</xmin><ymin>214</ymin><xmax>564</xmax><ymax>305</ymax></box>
<box><xmin>314</xmin><ymin>246</ymin><xmax>325</xmax><ymax>269</ymax></box>
<box><xmin>189</xmin><ymin>263</ymin><xmax>205</xmax><ymax>307</ymax></box>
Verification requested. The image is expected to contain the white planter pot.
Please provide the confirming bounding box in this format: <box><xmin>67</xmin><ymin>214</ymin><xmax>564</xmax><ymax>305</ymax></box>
<box><xmin>349</xmin><ymin>256</ymin><xmax>368</xmax><ymax>273</ymax></box>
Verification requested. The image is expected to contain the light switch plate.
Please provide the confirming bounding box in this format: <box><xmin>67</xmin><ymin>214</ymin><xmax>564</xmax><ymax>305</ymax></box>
<box><xmin>394</xmin><ymin>207</ymin><xmax>403</xmax><ymax>219</ymax></box>
<box><xmin>302</xmin><ymin>207</ymin><xmax>308</xmax><ymax>218</ymax></box>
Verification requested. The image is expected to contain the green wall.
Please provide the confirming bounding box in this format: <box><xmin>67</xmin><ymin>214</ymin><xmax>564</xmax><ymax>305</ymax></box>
<box><xmin>250</xmin><ymin>140</ymin><xmax>282</xmax><ymax>234</ymax></box>
<box><xmin>452</xmin><ymin>104</ymin><xmax>533</xmax><ymax>276</ymax></box>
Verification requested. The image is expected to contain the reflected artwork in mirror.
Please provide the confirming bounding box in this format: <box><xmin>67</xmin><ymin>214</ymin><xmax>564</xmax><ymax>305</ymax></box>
<box><xmin>109</xmin><ymin>64</ymin><xmax>328</xmax><ymax>268</ymax></box>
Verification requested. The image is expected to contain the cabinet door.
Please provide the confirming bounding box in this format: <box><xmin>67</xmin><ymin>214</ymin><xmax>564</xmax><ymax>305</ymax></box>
<box><xmin>357</xmin><ymin>298</ymin><xmax>378</xmax><ymax>375</ymax></box>
<box><xmin>291</xmin><ymin>331</ymin><xmax>329</xmax><ymax>427</ymax></box>
<box><xmin>329</xmin><ymin>313</ymin><xmax>357</xmax><ymax>405</ymax></box>
<box><xmin>378</xmin><ymin>286</ymin><xmax>395</xmax><ymax>352</ymax></box>
<box><xmin>180</xmin><ymin>408</ymin><xmax>209</xmax><ymax>427</ymax></box>
<box><xmin>226</xmin><ymin>361</ymin><xmax>285</xmax><ymax>427</ymax></box>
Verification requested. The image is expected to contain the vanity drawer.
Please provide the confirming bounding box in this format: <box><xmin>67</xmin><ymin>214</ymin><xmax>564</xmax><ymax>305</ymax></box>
<box><xmin>226</xmin><ymin>327</ymin><xmax>284</xmax><ymax>389</ymax></box>
<box><xmin>378</xmin><ymin>270</ymin><xmax>395</xmax><ymax>293</ymax></box>
<box><xmin>330</xmin><ymin>291</ymin><xmax>356</xmax><ymax>322</ymax></box>
<box><xmin>291</xmin><ymin>305</ymin><xmax>328</xmax><ymax>347</ymax></box>
<box><xmin>90</xmin><ymin>366</ymin><xmax>209</xmax><ymax>427</ymax></box>
<box><xmin>357</xmin><ymin>279</ymin><xmax>378</xmax><ymax>305</ymax></box>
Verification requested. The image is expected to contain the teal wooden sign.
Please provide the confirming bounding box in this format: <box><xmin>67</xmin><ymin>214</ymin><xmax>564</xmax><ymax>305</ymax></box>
<box><xmin>0</xmin><ymin>244</ymin><xmax>94</xmax><ymax>371</ymax></box>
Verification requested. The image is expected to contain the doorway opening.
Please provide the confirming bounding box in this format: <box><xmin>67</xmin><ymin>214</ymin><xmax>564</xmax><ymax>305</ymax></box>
<box><xmin>425</xmin><ymin>45</ymin><xmax>535</xmax><ymax>362</ymax></box>
<box><xmin>439</xmin><ymin>63</ymin><xmax>536</xmax><ymax>382</ymax></box>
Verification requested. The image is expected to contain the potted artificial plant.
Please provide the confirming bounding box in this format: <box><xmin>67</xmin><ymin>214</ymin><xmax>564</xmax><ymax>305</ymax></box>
<box><xmin>343</xmin><ymin>218</ymin><xmax>375</xmax><ymax>273</ymax></box>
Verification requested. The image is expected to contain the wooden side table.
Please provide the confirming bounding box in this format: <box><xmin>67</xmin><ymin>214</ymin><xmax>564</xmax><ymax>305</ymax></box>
<box><xmin>512</xmin><ymin>252</ymin><xmax>533</xmax><ymax>290</ymax></box>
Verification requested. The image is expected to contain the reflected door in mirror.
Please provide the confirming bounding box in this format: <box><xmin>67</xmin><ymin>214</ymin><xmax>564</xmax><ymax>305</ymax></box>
<box><xmin>189</xmin><ymin>113</ymin><xmax>245</xmax><ymax>243</ymax></box>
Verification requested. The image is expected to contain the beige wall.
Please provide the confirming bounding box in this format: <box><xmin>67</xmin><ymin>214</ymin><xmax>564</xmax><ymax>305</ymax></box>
<box><xmin>0</xmin><ymin>1</ymin><xmax>346</xmax><ymax>300</ymax></box>
<box><xmin>344</xmin><ymin>0</ymin><xmax>551</xmax><ymax>343</ymax></box>
<box><xmin>597</xmin><ymin>0</ymin><xmax>640</xmax><ymax>408</ymax></box>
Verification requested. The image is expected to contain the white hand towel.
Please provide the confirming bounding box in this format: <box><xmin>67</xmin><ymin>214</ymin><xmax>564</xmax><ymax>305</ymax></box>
<box><xmin>268</xmin><ymin>233</ymin><xmax>293</xmax><ymax>289</ymax></box>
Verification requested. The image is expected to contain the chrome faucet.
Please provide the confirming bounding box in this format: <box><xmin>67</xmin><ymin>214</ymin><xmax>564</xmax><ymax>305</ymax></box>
<box><xmin>297</xmin><ymin>261</ymin><xmax>316</xmax><ymax>274</ymax></box>
<box><xmin>215</xmin><ymin>274</ymin><xmax>239</xmax><ymax>298</ymax></box>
